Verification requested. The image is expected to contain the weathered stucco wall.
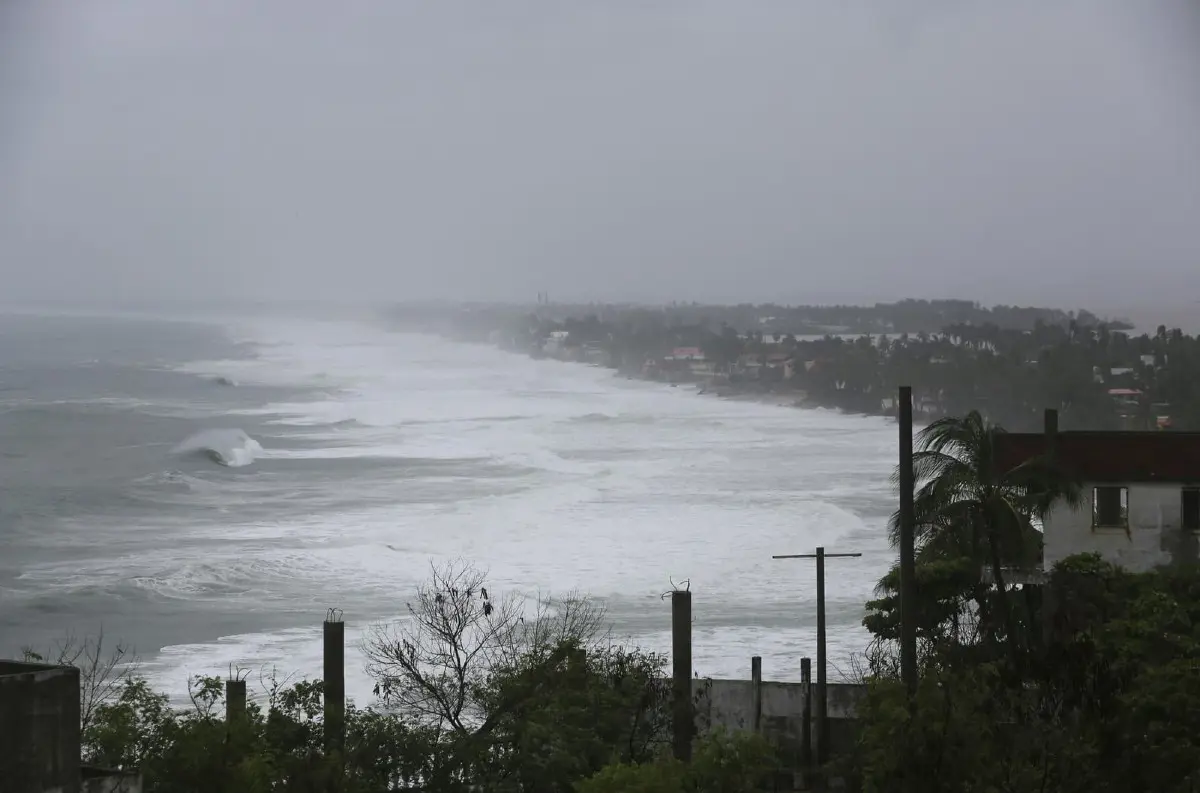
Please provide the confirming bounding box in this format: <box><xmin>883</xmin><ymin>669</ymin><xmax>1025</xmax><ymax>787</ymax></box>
<box><xmin>1044</xmin><ymin>482</ymin><xmax>1200</xmax><ymax>572</ymax></box>
<box><xmin>696</xmin><ymin>679</ymin><xmax>862</xmax><ymax>728</ymax></box>
<box><xmin>0</xmin><ymin>660</ymin><xmax>82</xmax><ymax>793</ymax></box>
<box><xmin>693</xmin><ymin>677</ymin><xmax>866</xmax><ymax>768</ymax></box>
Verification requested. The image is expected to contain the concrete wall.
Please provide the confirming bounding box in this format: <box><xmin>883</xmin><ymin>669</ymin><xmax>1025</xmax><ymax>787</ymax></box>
<box><xmin>696</xmin><ymin>679</ymin><xmax>863</xmax><ymax>729</ymax></box>
<box><xmin>81</xmin><ymin>768</ymin><xmax>142</xmax><ymax>793</ymax></box>
<box><xmin>1044</xmin><ymin>482</ymin><xmax>1200</xmax><ymax>572</ymax></box>
<box><xmin>693</xmin><ymin>677</ymin><xmax>866</xmax><ymax>767</ymax></box>
<box><xmin>0</xmin><ymin>660</ymin><xmax>81</xmax><ymax>793</ymax></box>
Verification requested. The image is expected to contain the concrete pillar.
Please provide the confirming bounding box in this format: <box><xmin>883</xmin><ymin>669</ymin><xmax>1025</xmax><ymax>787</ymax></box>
<box><xmin>225</xmin><ymin>679</ymin><xmax>246</xmax><ymax>723</ymax></box>
<box><xmin>324</xmin><ymin>616</ymin><xmax>345</xmax><ymax>753</ymax></box>
<box><xmin>800</xmin><ymin>657</ymin><xmax>812</xmax><ymax>772</ymax></box>
<box><xmin>750</xmin><ymin>655</ymin><xmax>762</xmax><ymax>733</ymax></box>
<box><xmin>671</xmin><ymin>590</ymin><xmax>693</xmax><ymax>762</ymax></box>
<box><xmin>1044</xmin><ymin>407</ymin><xmax>1059</xmax><ymax>446</ymax></box>
<box><xmin>1043</xmin><ymin>407</ymin><xmax>1060</xmax><ymax>647</ymax></box>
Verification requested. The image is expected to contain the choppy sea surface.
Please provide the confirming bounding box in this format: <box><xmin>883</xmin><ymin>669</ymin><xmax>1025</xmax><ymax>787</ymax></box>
<box><xmin>0</xmin><ymin>308</ymin><xmax>898</xmax><ymax>704</ymax></box>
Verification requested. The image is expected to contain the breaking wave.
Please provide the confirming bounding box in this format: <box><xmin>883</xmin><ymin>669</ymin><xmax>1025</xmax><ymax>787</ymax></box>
<box><xmin>570</xmin><ymin>412</ymin><xmax>615</xmax><ymax>423</ymax></box>
<box><xmin>172</xmin><ymin>429</ymin><xmax>263</xmax><ymax>468</ymax></box>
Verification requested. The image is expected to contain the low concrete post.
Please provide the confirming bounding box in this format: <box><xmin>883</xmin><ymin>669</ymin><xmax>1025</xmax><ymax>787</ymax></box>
<box><xmin>671</xmin><ymin>590</ymin><xmax>693</xmax><ymax>762</ymax></box>
<box><xmin>225</xmin><ymin>679</ymin><xmax>246</xmax><ymax>723</ymax></box>
<box><xmin>750</xmin><ymin>655</ymin><xmax>763</xmax><ymax>733</ymax></box>
<box><xmin>1042</xmin><ymin>408</ymin><xmax>1060</xmax><ymax>649</ymax></box>
<box><xmin>800</xmin><ymin>657</ymin><xmax>813</xmax><ymax>773</ymax></box>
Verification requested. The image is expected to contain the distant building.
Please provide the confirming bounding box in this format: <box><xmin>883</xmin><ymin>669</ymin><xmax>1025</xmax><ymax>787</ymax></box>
<box><xmin>994</xmin><ymin>412</ymin><xmax>1200</xmax><ymax>574</ymax></box>
<box><xmin>541</xmin><ymin>330</ymin><xmax>571</xmax><ymax>356</ymax></box>
<box><xmin>667</xmin><ymin>347</ymin><xmax>704</xmax><ymax>360</ymax></box>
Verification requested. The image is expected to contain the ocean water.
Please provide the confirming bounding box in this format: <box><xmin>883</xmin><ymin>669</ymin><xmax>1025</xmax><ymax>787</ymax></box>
<box><xmin>0</xmin><ymin>309</ymin><xmax>898</xmax><ymax>704</ymax></box>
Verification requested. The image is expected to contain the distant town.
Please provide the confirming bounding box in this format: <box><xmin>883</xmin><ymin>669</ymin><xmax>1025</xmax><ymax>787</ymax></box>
<box><xmin>384</xmin><ymin>298</ymin><xmax>1197</xmax><ymax>433</ymax></box>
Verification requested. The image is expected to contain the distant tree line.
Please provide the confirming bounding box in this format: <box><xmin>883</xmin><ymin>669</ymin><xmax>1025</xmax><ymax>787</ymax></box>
<box><xmin>387</xmin><ymin>299</ymin><xmax>1130</xmax><ymax>341</ymax></box>
<box><xmin>454</xmin><ymin>301</ymin><xmax>1197</xmax><ymax>431</ymax></box>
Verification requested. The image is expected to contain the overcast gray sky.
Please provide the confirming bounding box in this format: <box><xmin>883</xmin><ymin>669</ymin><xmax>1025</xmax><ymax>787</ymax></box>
<box><xmin>2</xmin><ymin>0</ymin><xmax>1198</xmax><ymax>310</ymax></box>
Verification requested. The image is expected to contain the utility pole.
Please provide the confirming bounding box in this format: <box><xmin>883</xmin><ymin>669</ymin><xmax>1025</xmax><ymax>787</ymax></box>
<box><xmin>773</xmin><ymin>546</ymin><xmax>862</xmax><ymax>766</ymax></box>
<box><xmin>898</xmin><ymin>386</ymin><xmax>917</xmax><ymax>699</ymax></box>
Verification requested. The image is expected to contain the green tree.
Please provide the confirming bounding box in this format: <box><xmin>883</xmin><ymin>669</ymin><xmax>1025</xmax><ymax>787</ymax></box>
<box><xmin>67</xmin><ymin>558</ymin><xmax>675</xmax><ymax>792</ymax></box>
<box><xmin>477</xmin><ymin>643</ymin><xmax>671</xmax><ymax>791</ymax></box>
<box><xmin>363</xmin><ymin>559</ymin><xmax>674</xmax><ymax>791</ymax></box>
<box><xmin>699</xmin><ymin>324</ymin><xmax>743</xmax><ymax>371</ymax></box>
<box><xmin>857</xmin><ymin>555</ymin><xmax>1200</xmax><ymax>793</ymax></box>
<box><xmin>577</xmin><ymin>728</ymin><xmax>779</xmax><ymax>793</ymax></box>
<box><xmin>884</xmin><ymin>412</ymin><xmax>1081</xmax><ymax>668</ymax></box>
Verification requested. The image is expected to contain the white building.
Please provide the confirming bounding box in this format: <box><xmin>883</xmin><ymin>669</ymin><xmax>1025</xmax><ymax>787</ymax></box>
<box><xmin>1041</xmin><ymin>478</ymin><xmax>1200</xmax><ymax>572</ymax></box>
<box><xmin>995</xmin><ymin>413</ymin><xmax>1200</xmax><ymax>574</ymax></box>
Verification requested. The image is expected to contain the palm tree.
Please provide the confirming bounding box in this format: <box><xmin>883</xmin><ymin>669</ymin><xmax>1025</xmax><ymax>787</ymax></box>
<box><xmin>889</xmin><ymin>411</ymin><xmax>1082</xmax><ymax>668</ymax></box>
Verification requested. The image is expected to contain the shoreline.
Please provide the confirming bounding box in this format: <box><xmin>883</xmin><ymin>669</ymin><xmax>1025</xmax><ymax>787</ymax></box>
<box><xmin>636</xmin><ymin>373</ymin><xmax>899</xmax><ymax>422</ymax></box>
<box><xmin>456</xmin><ymin>331</ymin><xmax>904</xmax><ymax>423</ymax></box>
<box><xmin>386</xmin><ymin>297</ymin><xmax>1199</xmax><ymax>433</ymax></box>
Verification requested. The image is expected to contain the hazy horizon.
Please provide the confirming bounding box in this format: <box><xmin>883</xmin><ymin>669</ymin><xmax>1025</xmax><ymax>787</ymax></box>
<box><xmin>3</xmin><ymin>1</ymin><xmax>1199</xmax><ymax>311</ymax></box>
<box><xmin>6</xmin><ymin>295</ymin><xmax>1198</xmax><ymax>339</ymax></box>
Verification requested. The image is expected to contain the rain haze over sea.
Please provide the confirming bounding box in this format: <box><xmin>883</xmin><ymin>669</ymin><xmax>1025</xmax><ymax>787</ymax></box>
<box><xmin>0</xmin><ymin>309</ymin><xmax>897</xmax><ymax>703</ymax></box>
<box><xmin>3</xmin><ymin>0</ymin><xmax>1199</xmax><ymax>714</ymax></box>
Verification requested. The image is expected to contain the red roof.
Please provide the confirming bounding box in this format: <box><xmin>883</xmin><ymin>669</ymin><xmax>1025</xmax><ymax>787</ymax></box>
<box><xmin>993</xmin><ymin>431</ymin><xmax>1200</xmax><ymax>483</ymax></box>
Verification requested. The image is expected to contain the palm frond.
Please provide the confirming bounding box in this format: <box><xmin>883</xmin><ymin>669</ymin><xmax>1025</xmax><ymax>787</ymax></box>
<box><xmin>914</xmin><ymin>412</ymin><xmax>983</xmax><ymax>454</ymax></box>
<box><xmin>888</xmin><ymin>410</ymin><xmax>1082</xmax><ymax>580</ymax></box>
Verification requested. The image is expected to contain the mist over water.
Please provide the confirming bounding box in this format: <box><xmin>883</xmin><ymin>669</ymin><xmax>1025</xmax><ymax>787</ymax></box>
<box><xmin>0</xmin><ymin>311</ymin><xmax>896</xmax><ymax>702</ymax></box>
<box><xmin>3</xmin><ymin>0</ymin><xmax>1198</xmax><ymax>717</ymax></box>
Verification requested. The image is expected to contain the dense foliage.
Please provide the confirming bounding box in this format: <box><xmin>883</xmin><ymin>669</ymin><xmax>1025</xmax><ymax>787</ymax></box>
<box><xmin>63</xmin><ymin>658</ymin><xmax>779</xmax><ymax>792</ymax></box>
<box><xmin>856</xmin><ymin>411</ymin><xmax>1200</xmax><ymax>793</ymax></box>
<box><xmin>44</xmin><ymin>562</ymin><xmax>780</xmax><ymax>792</ymax></box>
<box><xmin>856</xmin><ymin>556</ymin><xmax>1200</xmax><ymax>793</ymax></box>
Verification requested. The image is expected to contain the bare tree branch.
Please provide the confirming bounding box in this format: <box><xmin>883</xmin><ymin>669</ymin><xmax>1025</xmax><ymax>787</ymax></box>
<box><xmin>362</xmin><ymin>559</ymin><xmax>609</xmax><ymax>736</ymax></box>
<box><xmin>22</xmin><ymin>630</ymin><xmax>139</xmax><ymax>734</ymax></box>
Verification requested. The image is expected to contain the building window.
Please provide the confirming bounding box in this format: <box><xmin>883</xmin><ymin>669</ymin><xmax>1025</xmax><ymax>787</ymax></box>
<box><xmin>1092</xmin><ymin>486</ymin><xmax>1128</xmax><ymax>528</ymax></box>
<box><xmin>1183</xmin><ymin>488</ymin><xmax>1200</xmax><ymax>532</ymax></box>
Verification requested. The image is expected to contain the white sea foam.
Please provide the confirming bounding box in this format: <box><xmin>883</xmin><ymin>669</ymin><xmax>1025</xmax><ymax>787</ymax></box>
<box><xmin>126</xmin><ymin>317</ymin><xmax>900</xmax><ymax>701</ymax></box>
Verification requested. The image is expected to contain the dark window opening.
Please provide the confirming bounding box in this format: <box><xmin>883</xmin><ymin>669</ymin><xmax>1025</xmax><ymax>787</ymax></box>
<box><xmin>1183</xmin><ymin>488</ymin><xmax>1200</xmax><ymax>531</ymax></box>
<box><xmin>1092</xmin><ymin>486</ymin><xmax>1128</xmax><ymax>528</ymax></box>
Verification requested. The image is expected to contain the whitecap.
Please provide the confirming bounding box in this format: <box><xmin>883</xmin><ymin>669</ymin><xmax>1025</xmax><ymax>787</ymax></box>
<box><xmin>171</xmin><ymin>428</ymin><xmax>264</xmax><ymax>468</ymax></box>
